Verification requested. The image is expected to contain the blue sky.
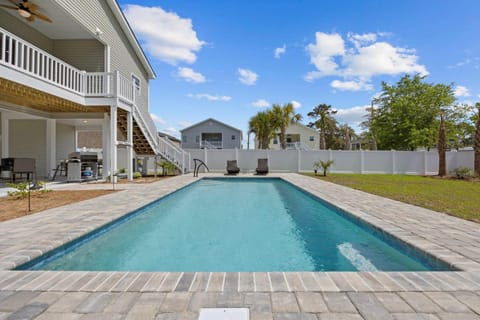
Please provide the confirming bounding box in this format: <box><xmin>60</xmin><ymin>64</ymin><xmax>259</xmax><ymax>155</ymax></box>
<box><xmin>118</xmin><ymin>0</ymin><xmax>479</xmax><ymax>146</ymax></box>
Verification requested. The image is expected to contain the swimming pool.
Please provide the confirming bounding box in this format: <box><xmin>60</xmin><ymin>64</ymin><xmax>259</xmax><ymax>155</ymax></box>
<box><xmin>20</xmin><ymin>178</ymin><xmax>451</xmax><ymax>272</ymax></box>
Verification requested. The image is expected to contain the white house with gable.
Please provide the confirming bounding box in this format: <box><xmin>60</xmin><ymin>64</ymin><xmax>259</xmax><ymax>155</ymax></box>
<box><xmin>268</xmin><ymin>122</ymin><xmax>320</xmax><ymax>150</ymax></box>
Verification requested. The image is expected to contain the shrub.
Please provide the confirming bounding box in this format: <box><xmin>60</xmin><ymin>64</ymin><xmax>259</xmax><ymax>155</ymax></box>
<box><xmin>133</xmin><ymin>171</ymin><xmax>142</xmax><ymax>179</ymax></box>
<box><xmin>313</xmin><ymin>160</ymin><xmax>335</xmax><ymax>176</ymax></box>
<box><xmin>118</xmin><ymin>168</ymin><xmax>126</xmax><ymax>174</ymax></box>
<box><xmin>453</xmin><ymin>167</ymin><xmax>474</xmax><ymax>179</ymax></box>
<box><xmin>7</xmin><ymin>181</ymin><xmax>49</xmax><ymax>199</ymax></box>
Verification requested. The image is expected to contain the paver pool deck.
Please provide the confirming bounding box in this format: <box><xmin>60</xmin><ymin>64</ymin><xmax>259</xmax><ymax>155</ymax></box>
<box><xmin>0</xmin><ymin>173</ymin><xmax>479</xmax><ymax>319</ymax></box>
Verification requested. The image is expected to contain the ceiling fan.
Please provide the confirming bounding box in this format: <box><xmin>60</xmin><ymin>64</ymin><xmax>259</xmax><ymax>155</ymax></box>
<box><xmin>0</xmin><ymin>0</ymin><xmax>52</xmax><ymax>23</ymax></box>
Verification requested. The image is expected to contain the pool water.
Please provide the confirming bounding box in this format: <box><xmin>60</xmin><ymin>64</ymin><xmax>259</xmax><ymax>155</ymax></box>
<box><xmin>24</xmin><ymin>178</ymin><xmax>449</xmax><ymax>271</ymax></box>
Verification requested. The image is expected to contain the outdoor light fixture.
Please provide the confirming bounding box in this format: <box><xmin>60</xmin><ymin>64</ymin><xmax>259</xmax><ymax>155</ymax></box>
<box><xmin>17</xmin><ymin>8</ymin><xmax>31</xmax><ymax>18</ymax></box>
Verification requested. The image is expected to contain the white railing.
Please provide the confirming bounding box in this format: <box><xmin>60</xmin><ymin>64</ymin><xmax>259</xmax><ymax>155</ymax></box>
<box><xmin>201</xmin><ymin>140</ymin><xmax>223</xmax><ymax>149</ymax></box>
<box><xmin>286</xmin><ymin>142</ymin><xmax>311</xmax><ymax>151</ymax></box>
<box><xmin>0</xmin><ymin>26</ymin><xmax>189</xmax><ymax>173</ymax></box>
<box><xmin>157</xmin><ymin>135</ymin><xmax>189</xmax><ymax>172</ymax></box>
<box><xmin>0</xmin><ymin>27</ymin><xmax>114</xmax><ymax>96</ymax></box>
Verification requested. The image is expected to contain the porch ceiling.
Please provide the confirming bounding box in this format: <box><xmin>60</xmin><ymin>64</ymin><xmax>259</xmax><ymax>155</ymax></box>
<box><xmin>0</xmin><ymin>78</ymin><xmax>109</xmax><ymax>113</ymax></box>
<box><xmin>1</xmin><ymin>1</ymin><xmax>93</xmax><ymax>39</ymax></box>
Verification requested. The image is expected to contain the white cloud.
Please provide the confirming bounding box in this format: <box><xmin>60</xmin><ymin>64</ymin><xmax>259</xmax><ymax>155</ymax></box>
<box><xmin>291</xmin><ymin>100</ymin><xmax>301</xmax><ymax>109</ymax></box>
<box><xmin>335</xmin><ymin>105</ymin><xmax>369</xmax><ymax>130</ymax></box>
<box><xmin>347</xmin><ymin>32</ymin><xmax>377</xmax><ymax>48</ymax></box>
<box><xmin>454</xmin><ymin>85</ymin><xmax>470</xmax><ymax>97</ymax></box>
<box><xmin>331</xmin><ymin>79</ymin><xmax>373</xmax><ymax>91</ymax></box>
<box><xmin>305</xmin><ymin>32</ymin><xmax>428</xmax><ymax>91</ymax></box>
<box><xmin>150</xmin><ymin>113</ymin><xmax>166</xmax><ymax>125</ymax></box>
<box><xmin>274</xmin><ymin>45</ymin><xmax>286</xmax><ymax>58</ymax></box>
<box><xmin>187</xmin><ymin>93</ymin><xmax>232</xmax><ymax>101</ymax></box>
<box><xmin>251</xmin><ymin>99</ymin><xmax>270</xmax><ymax>108</ymax></box>
<box><xmin>123</xmin><ymin>5</ymin><xmax>205</xmax><ymax>64</ymax></box>
<box><xmin>177</xmin><ymin>67</ymin><xmax>206</xmax><ymax>83</ymax></box>
<box><xmin>178</xmin><ymin>121</ymin><xmax>192</xmax><ymax>128</ymax></box>
<box><xmin>163</xmin><ymin>127</ymin><xmax>179</xmax><ymax>137</ymax></box>
<box><xmin>306</xmin><ymin>32</ymin><xmax>345</xmax><ymax>76</ymax></box>
<box><xmin>238</xmin><ymin>68</ymin><xmax>258</xmax><ymax>85</ymax></box>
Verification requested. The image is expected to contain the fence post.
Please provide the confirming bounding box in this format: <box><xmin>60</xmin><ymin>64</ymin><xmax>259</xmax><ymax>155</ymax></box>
<box><xmin>423</xmin><ymin>150</ymin><xmax>428</xmax><ymax>175</ymax></box>
<box><xmin>297</xmin><ymin>149</ymin><xmax>301</xmax><ymax>172</ymax></box>
<box><xmin>392</xmin><ymin>150</ymin><xmax>396</xmax><ymax>174</ymax></box>
<box><xmin>360</xmin><ymin>150</ymin><xmax>364</xmax><ymax>174</ymax></box>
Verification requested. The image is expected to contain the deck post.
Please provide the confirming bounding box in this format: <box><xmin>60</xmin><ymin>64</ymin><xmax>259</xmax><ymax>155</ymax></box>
<box><xmin>110</xmin><ymin>105</ymin><xmax>118</xmax><ymax>182</ymax></box>
<box><xmin>1</xmin><ymin>112</ymin><xmax>9</xmax><ymax>158</ymax></box>
<box><xmin>127</xmin><ymin>110</ymin><xmax>133</xmax><ymax>180</ymax></box>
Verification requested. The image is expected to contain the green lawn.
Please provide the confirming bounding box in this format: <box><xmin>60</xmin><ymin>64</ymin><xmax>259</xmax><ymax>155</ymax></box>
<box><xmin>303</xmin><ymin>173</ymin><xmax>480</xmax><ymax>222</ymax></box>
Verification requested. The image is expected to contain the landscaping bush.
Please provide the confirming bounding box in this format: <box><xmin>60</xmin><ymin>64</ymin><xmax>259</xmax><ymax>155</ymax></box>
<box><xmin>453</xmin><ymin>167</ymin><xmax>474</xmax><ymax>179</ymax></box>
<box><xmin>133</xmin><ymin>171</ymin><xmax>142</xmax><ymax>179</ymax></box>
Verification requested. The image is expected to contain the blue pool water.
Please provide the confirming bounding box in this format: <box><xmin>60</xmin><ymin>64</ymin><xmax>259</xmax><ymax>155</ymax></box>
<box><xmin>22</xmin><ymin>178</ymin><xmax>450</xmax><ymax>271</ymax></box>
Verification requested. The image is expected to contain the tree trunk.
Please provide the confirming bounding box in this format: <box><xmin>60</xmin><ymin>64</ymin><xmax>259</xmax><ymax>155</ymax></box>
<box><xmin>320</xmin><ymin>131</ymin><xmax>326</xmax><ymax>150</ymax></box>
<box><xmin>344</xmin><ymin>127</ymin><xmax>351</xmax><ymax>150</ymax></box>
<box><xmin>474</xmin><ymin>108</ymin><xmax>480</xmax><ymax>176</ymax></box>
<box><xmin>280</xmin><ymin>126</ymin><xmax>287</xmax><ymax>150</ymax></box>
<box><xmin>438</xmin><ymin>114</ymin><xmax>447</xmax><ymax>176</ymax></box>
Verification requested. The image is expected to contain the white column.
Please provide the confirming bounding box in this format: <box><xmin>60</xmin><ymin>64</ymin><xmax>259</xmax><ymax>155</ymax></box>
<box><xmin>110</xmin><ymin>105</ymin><xmax>117</xmax><ymax>181</ymax></box>
<box><xmin>46</xmin><ymin>119</ymin><xmax>56</xmax><ymax>179</ymax></box>
<box><xmin>102</xmin><ymin>113</ymin><xmax>111</xmax><ymax>178</ymax></box>
<box><xmin>1</xmin><ymin>113</ymin><xmax>9</xmax><ymax>158</ymax></box>
<box><xmin>127</xmin><ymin>110</ymin><xmax>133</xmax><ymax>180</ymax></box>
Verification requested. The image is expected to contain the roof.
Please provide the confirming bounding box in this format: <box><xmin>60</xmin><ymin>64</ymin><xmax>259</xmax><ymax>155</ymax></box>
<box><xmin>158</xmin><ymin>132</ymin><xmax>181</xmax><ymax>143</ymax></box>
<box><xmin>285</xmin><ymin>122</ymin><xmax>319</xmax><ymax>134</ymax></box>
<box><xmin>107</xmin><ymin>0</ymin><xmax>156</xmax><ymax>79</ymax></box>
<box><xmin>180</xmin><ymin>118</ymin><xmax>243</xmax><ymax>138</ymax></box>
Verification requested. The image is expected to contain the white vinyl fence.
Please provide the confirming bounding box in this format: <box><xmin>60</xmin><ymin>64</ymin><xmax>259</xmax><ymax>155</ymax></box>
<box><xmin>185</xmin><ymin>149</ymin><xmax>474</xmax><ymax>175</ymax></box>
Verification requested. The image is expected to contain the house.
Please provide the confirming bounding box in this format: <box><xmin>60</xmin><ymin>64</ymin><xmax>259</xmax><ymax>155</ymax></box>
<box><xmin>180</xmin><ymin>118</ymin><xmax>243</xmax><ymax>149</ymax></box>
<box><xmin>268</xmin><ymin>122</ymin><xmax>319</xmax><ymax>150</ymax></box>
<box><xmin>0</xmin><ymin>0</ymin><xmax>187</xmax><ymax>180</ymax></box>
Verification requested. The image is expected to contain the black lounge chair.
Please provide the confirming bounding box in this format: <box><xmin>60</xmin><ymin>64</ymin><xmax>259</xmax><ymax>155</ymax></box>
<box><xmin>226</xmin><ymin>160</ymin><xmax>240</xmax><ymax>175</ymax></box>
<box><xmin>255</xmin><ymin>158</ymin><xmax>269</xmax><ymax>175</ymax></box>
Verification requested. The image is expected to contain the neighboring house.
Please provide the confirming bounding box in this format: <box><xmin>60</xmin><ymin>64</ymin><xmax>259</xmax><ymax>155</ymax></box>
<box><xmin>0</xmin><ymin>0</ymin><xmax>187</xmax><ymax>179</ymax></box>
<box><xmin>180</xmin><ymin>118</ymin><xmax>243</xmax><ymax>149</ymax></box>
<box><xmin>267</xmin><ymin>122</ymin><xmax>320</xmax><ymax>150</ymax></box>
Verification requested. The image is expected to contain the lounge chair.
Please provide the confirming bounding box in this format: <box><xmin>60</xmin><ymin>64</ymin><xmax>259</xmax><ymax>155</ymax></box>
<box><xmin>226</xmin><ymin>160</ymin><xmax>240</xmax><ymax>175</ymax></box>
<box><xmin>255</xmin><ymin>158</ymin><xmax>269</xmax><ymax>175</ymax></box>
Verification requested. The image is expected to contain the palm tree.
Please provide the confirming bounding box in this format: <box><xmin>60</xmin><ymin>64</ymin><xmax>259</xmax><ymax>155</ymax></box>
<box><xmin>474</xmin><ymin>103</ymin><xmax>480</xmax><ymax>176</ymax></box>
<box><xmin>438</xmin><ymin>112</ymin><xmax>447</xmax><ymax>176</ymax></box>
<box><xmin>307</xmin><ymin>104</ymin><xmax>337</xmax><ymax>150</ymax></box>
<box><xmin>270</xmin><ymin>103</ymin><xmax>302</xmax><ymax>149</ymax></box>
<box><xmin>248</xmin><ymin>111</ymin><xmax>276</xmax><ymax>149</ymax></box>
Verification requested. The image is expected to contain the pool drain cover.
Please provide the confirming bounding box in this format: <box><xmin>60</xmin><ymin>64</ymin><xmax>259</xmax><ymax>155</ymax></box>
<box><xmin>198</xmin><ymin>308</ymin><xmax>249</xmax><ymax>320</ymax></box>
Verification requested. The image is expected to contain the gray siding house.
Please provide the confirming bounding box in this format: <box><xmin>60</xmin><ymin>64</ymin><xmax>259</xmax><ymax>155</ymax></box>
<box><xmin>0</xmin><ymin>0</ymin><xmax>188</xmax><ymax>179</ymax></box>
<box><xmin>181</xmin><ymin>118</ymin><xmax>243</xmax><ymax>149</ymax></box>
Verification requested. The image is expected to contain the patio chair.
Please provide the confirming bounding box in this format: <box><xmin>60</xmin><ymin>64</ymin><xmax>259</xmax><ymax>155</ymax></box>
<box><xmin>226</xmin><ymin>160</ymin><xmax>240</xmax><ymax>175</ymax></box>
<box><xmin>255</xmin><ymin>158</ymin><xmax>269</xmax><ymax>175</ymax></box>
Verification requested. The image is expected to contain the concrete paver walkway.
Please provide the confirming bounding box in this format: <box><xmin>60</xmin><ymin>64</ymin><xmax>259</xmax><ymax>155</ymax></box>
<box><xmin>0</xmin><ymin>173</ymin><xmax>479</xmax><ymax>319</ymax></box>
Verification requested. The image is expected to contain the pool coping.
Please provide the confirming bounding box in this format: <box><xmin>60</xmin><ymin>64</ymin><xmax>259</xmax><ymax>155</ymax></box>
<box><xmin>0</xmin><ymin>173</ymin><xmax>479</xmax><ymax>289</ymax></box>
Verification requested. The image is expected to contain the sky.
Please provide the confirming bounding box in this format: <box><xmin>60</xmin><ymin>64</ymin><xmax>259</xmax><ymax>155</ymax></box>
<box><xmin>117</xmin><ymin>0</ymin><xmax>480</xmax><ymax>146</ymax></box>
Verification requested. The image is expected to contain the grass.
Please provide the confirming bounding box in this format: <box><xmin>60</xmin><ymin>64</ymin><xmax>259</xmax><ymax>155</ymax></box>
<box><xmin>304</xmin><ymin>173</ymin><xmax>480</xmax><ymax>222</ymax></box>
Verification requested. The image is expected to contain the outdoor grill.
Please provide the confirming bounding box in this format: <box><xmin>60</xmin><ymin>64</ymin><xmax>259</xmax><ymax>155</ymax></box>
<box><xmin>67</xmin><ymin>152</ymin><xmax>99</xmax><ymax>182</ymax></box>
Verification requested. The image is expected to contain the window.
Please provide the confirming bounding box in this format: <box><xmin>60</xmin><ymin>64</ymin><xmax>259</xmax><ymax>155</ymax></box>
<box><xmin>182</xmin><ymin>135</ymin><xmax>187</xmax><ymax>143</ymax></box>
<box><xmin>309</xmin><ymin>136</ymin><xmax>315</xmax><ymax>141</ymax></box>
<box><xmin>196</xmin><ymin>136</ymin><xmax>199</xmax><ymax>143</ymax></box>
<box><xmin>232</xmin><ymin>135</ymin><xmax>236</xmax><ymax>140</ymax></box>
<box><xmin>131</xmin><ymin>74</ymin><xmax>141</xmax><ymax>93</ymax></box>
<box><xmin>273</xmin><ymin>139</ymin><xmax>278</xmax><ymax>144</ymax></box>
